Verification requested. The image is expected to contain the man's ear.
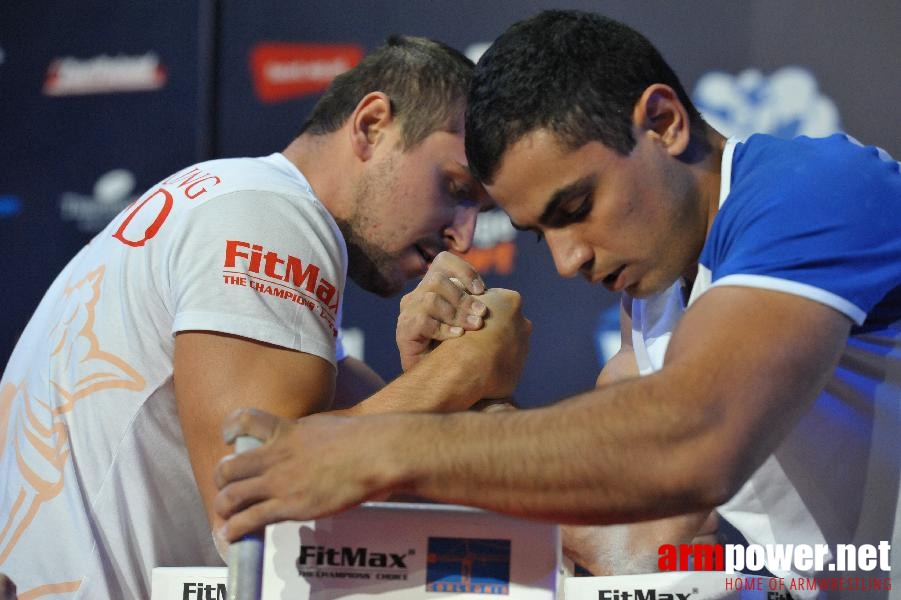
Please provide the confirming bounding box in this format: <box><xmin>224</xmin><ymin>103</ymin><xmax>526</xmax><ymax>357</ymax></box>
<box><xmin>349</xmin><ymin>92</ymin><xmax>394</xmax><ymax>161</ymax></box>
<box><xmin>632</xmin><ymin>84</ymin><xmax>691</xmax><ymax>156</ymax></box>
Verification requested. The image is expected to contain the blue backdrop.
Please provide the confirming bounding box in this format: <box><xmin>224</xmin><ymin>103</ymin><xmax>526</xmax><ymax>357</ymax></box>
<box><xmin>2</xmin><ymin>0</ymin><xmax>900</xmax><ymax>407</ymax></box>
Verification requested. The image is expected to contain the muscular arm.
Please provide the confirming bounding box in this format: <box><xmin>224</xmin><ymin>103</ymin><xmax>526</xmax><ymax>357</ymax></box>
<box><xmin>330</xmin><ymin>251</ymin><xmax>496</xmax><ymax>415</ymax></box>
<box><xmin>563</xmin><ymin>299</ymin><xmax>715</xmax><ymax>574</ymax></box>
<box><xmin>397</xmin><ymin>286</ymin><xmax>849</xmax><ymax>522</ymax></box>
<box><xmin>335</xmin><ymin>287</ymin><xmax>530</xmax><ymax>415</ymax></box>
<box><xmin>174</xmin><ymin>331</ymin><xmax>335</xmax><ymax>552</ymax></box>
<box><xmin>215</xmin><ymin>286</ymin><xmax>850</xmax><ymax>540</ymax></box>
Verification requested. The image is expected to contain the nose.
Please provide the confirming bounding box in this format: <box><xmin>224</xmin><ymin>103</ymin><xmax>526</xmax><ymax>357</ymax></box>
<box><xmin>443</xmin><ymin>204</ymin><xmax>479</xmax><ymax>253</ymax></box>
<box><xmin>544</xmin><ymin>229</ymin><xmax>592</xmax><ymax>278</ymax></box>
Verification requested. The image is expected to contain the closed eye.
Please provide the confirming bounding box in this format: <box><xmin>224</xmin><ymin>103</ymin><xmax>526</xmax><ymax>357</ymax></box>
<box><xmin>546</xmin><ymin>193</ymin><xmax>592</xmax><ymax>227</ymax></box>
<box><xmin>539</xmin><ymin>175</ymin><xmax>597</xmax><ymax>228</ymax></box>
<box><xmin>449</xmin><ymin>177</ymin><xmax>495</xmax><ymax>212</ymax></box>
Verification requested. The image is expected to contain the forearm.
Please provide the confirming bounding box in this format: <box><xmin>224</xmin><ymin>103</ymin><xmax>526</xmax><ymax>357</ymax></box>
<box><xmin>374</xmin><ymin>374</ymin><xmax>729</xmax><ymax>524</ymax></box>
<box><xmin>332</xmin><ymin>357</ymin><xmax>386</xmax><ymax>411</ymax></box>
<box><xmin>336</xmin><ymin>336</ymin><xmax>496</xmax><ymax>416</ymax></box>
<box><xmin>376</xmin><ymin>291</ymin><xmax>850</xmax><ymax>523</ymax></box>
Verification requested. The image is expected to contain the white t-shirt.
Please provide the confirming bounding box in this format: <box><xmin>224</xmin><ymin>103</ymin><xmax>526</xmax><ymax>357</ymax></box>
<box><xmin>0</xmin><ymin>153</ymin><xmax>347</xmax><ymax>598</ymax></box>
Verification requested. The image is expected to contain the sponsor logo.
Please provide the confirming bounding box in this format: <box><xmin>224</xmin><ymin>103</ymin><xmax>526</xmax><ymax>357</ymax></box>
<box><xmin>222</xmin><ymin>240</ymin><xmax>340</xmax><ymax>337</ymax></box>
<box><xmin>298</xmin><ymin>545</ymin><xmax>408</xmax><ymax>568</ymax></box>
<box><xmin>692</xmin><ymin>66</ymin><xmax>841</xmax><ymax>139</ymax></box>
<box><xmin>182</xmin><ymin>582</ymin><xmax>226</xmax><ymax>600</ymax></box>
<box><xmin>43</xmin><ymin>52</ymin><xmax>167</xmax><ymax>96</ymax></box>
<box><xmin>295</xmin><ymin>544</ymin><xmax>413</xmax><ymax>582</ymax></box>
<box><xmin>460</xmin><ymin>208</ymin><xmax>518</xmax><ymax>275</ymax></box>
<box><xmin>426</xmin><ymin>537</ymin><xmax>511</xmax><ymax>594</ymax></box>
<box><xmin>598</xmin><ymin>590</ymin><xmax>692</xmax><ymax>600</ymax></box>
<box><xmin>60</xmin><ymin>169</ymin><xmax>139</xmax><ymax>232</ymax></box>
<box><xmin>250</xmin><ymin>42</ymin><xmax>363</xmax><ymax>103</ymax></box>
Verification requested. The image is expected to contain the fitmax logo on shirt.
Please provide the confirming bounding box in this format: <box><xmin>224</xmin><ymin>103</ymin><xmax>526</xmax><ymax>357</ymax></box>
<box><xmin>224</xmin><ymin>240</ymin><xmax>339</xmax><ymax>311</ymax></box>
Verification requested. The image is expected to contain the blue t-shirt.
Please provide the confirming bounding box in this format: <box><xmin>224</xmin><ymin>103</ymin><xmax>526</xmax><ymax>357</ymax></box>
<box><xmin>700</xmin><ymin>133</ymin><xmax>901</xmax><ymax>326</ymax></box>
<box><xmin>692</xmin><ymin>134</ymin><xmax>901</xmax><ymax>589</ymax></box>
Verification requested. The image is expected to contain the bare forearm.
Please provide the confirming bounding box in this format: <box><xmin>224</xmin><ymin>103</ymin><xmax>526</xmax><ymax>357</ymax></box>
<box><xmin>215</xmin><ymin>288</ymin><xmax>851</xmax><ymax>542</ymax></box>
<box><xmin>375</xmin><ymin>376</ymin><xmax>728</xmax><ymax>524</ymax></box>
<box><xmin>336</xmin><ymin>338</ymin><xmax>492</xmax><ymax>416</ymax></box>
<box><xmin>375</xmin><ymin>291</ymin><xmax>851</xmax><ymax>523</ymax></box>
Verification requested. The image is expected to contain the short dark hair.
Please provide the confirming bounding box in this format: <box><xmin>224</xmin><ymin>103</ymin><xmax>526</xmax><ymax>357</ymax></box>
<box><xmin>300</xmin><ymin>35</ymin><xmax>474</xmax><ymax>149</ymax></box>
<box><xmin>465</xmin><ymin>10</ymin><xmax>704</xmax><ymax>183</ymax></box>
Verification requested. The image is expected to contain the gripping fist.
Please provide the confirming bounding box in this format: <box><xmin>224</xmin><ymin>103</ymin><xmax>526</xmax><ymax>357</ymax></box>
<box><xmin>397</xmin><ymin>252</ymin><xmax>488</xmax><ymax>371</ymax></box>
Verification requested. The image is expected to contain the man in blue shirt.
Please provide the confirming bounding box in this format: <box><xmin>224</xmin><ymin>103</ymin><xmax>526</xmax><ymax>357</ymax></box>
<box><xmin>214</xmin><ymin>10</ymin><xmax>901</xmax><ymax>592</ymax></box>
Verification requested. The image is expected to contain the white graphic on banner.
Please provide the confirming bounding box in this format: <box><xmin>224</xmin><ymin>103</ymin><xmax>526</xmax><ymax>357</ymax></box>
<box><xmin>693</xmin><ymin>66</ymin><xmax>841</xmax><ymax>139</ymax></box>
<box><xmin>473</xmin><ymin>209</ymin><xmax>516</xmax><ymax>249</ymax></box>
<box><xmin>60</xmin><ymin>169</ymin><xmax>139</xmax><ymax>233</ymax></box>
<box><xmin>43</xmin><ymin>53</ymin><xmax>167</xmax><ymax>96</ymax></box>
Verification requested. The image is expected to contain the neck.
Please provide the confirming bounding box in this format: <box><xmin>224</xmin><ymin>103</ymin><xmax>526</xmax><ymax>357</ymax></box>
<box><xmin>280</xmin><ymin>133</ymin><xmax>353</xmax><ymax>219</ymax></box>
<box><xmin>686</xmin><ymin>125</ymin><xmax>727</xmax><ymax>231</ymax></box>
<box><xmin>679</xmin><ymin>126</ymin><xmax>727</xmax><ymax>286</ymax></box>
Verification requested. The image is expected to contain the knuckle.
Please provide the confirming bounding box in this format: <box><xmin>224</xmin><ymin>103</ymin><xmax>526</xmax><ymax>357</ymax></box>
<box><xmin>432</xmin><ymin>250</ymin><xmax>451</xmax><ymax>266</ymax></box>
<box><xmin>215</xmin><ymin>459</ymin><xmax>232</xmax><ymax>483</ymax></box>
<box><xmin>235</xmin><ymin>407</ymin><xmax>258</xmax><ymax>427</ymax></box>
<box><xmin>423</xmin><ymin>290</ymin><xmax>444</xmax><ymax>308</ymax></box>
<box><xmin>219</xmin><ymin>484</ymin><xmax>239</xmax><ymax>510</ymax></box>
<box><xmin>421</xmin><ymin>270</ymin><xmax>443</xmax><ymax>287</ymax></box>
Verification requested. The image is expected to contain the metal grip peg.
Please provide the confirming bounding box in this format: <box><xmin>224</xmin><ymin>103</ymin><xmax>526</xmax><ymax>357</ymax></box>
<box><xmin>227</xmin><ymin>435</ymin><xmax>264</xmax><ymax>600</ymax></box>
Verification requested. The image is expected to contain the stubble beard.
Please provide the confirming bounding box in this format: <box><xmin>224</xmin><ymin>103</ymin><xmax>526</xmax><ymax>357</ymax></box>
<box><xmin>338</xmin><ymin>222</ymin><xmax>402</xmax><ymax>297</ymax></box>
<box><xmin>337</xmin><ymin>159</ymin><xmax>405</xmax><ymax>298</ymax></box>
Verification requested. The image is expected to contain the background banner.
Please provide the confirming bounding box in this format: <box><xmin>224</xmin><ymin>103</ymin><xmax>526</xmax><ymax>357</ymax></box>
<box><xmin>3</xmin><ymin>0</ymin><xmax>899</xmax><ymax>407</ymax></box>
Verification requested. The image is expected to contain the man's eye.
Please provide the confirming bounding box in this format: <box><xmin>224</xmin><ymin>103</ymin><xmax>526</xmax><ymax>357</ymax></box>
<box><xmin>545</xmin><ymin>195</ymin><xmax>591</xmax><ymax>228</ymax></box>
<box><xmin>449</xmin><ymin>183</ymin><xmax>477</xmax><ymax>207</ymax></box>
<box><xmin>559</xmin><ymin>195</ymin><xmax>591</xmax><ymax>220</ymax></box>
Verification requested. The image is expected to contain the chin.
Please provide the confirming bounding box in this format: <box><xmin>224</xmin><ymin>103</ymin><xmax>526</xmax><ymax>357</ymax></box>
<box><xmin>347</xmin><ymin>270</ymin><xmax>400</xmax><ymax>298</ymax></box>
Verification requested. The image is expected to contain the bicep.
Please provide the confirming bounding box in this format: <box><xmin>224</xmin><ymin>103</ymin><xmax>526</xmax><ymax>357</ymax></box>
<box><xmin>174</xmin><ymin>331</ymin><xmax>336</xmax><ymax>531</ymax></box>
<box><xmin>662</xmin><ymin>285</ymin><xmax>851</xmax><ymax>491</ymax></box>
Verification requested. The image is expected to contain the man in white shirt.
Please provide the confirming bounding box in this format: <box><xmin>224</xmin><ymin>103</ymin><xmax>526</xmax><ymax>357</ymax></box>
<box><xmin>0</xmin><ymin>35</ymin><xmax>530</xmax><ymax>599</ymax></box>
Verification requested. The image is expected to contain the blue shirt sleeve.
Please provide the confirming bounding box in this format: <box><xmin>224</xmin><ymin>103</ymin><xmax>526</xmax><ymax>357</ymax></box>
<box><xmin>700</xmin><ymin>134</ymin><xmax>901</xmax><ymax>325</ymax></box>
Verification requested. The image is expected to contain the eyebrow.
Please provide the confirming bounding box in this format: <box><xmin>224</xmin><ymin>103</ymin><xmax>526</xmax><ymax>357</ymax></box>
<box><xmin>510</xmin><ymin>174</ymin><xmax>597</xmax><ymax>230</ymax></box>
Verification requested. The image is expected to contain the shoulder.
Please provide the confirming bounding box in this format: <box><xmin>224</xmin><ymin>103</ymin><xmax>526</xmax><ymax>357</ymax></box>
<box><xmin>732</xmin><ymin>134</ymin><xmax>900</xmax><ymax>196</ymax></box>
<box><xmin>719</xmin><ymin>133</ymin><xmax>901</xmax><ymax>233</ymax></box>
